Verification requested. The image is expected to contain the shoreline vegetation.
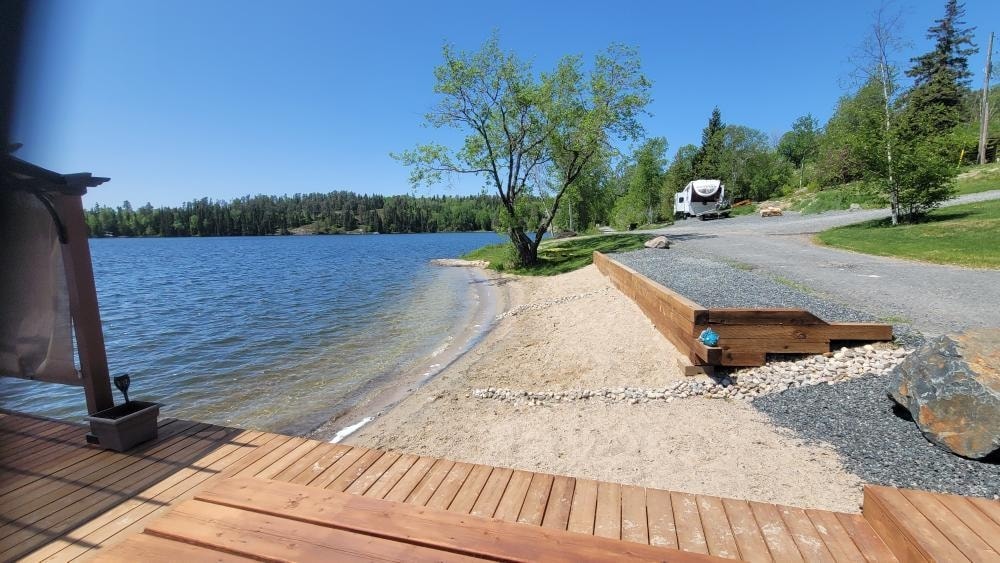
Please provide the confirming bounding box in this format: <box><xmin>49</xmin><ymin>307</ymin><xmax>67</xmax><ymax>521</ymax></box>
<box><xmin>463</xmin><ymin>234</ymin><xmax>651</xmax><ymax>276</ymax></box>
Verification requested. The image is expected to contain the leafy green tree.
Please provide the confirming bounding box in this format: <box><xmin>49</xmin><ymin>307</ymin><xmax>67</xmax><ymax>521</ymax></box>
<box><xmin>692</xmin><ymin>107</ymin><xmax>725</xmax><ymax>179</ymax></box>
<box><xmin>904</xmin><ymin>0</ymin><xmax>978</xmax><ymax>137</ymax></box>
<box><xmin>778</xmin><ymin>115</ymin><xmax>820</xmax><ymax>188</ymax></box>
<box><xmin>844</xmin><ymin>6</ymin><xmax>957</xmax><ymax>224</ymax></box>
<box><xmin>612</xmin><ymin>137</ymin><xmax>667</xmax><ymax>226</ymax></box>
<box><xmin>395</xmin><ymin>34</ymin><xmax>651</xmax><ymax>266</ymax></box>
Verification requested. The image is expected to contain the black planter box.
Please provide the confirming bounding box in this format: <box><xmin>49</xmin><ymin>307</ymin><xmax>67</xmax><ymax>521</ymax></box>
<box><xmin>85</xmin><ymin>401</ymin><xmax>160</xmax><ymax>452</ymax></box>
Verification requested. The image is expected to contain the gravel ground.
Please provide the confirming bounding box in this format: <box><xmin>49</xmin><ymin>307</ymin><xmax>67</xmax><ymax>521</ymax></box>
<box><xmin>753</xmin><ymin>374</ymin><xmax>999</xmax><ymax>499</ymax></box>
<box><xmin>613</xmin><ymin>248</ymin><xmax>923</xmax><ymax>347</ymax></box>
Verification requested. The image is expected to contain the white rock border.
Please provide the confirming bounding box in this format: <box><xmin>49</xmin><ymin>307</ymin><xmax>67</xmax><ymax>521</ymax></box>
<box><xmin>472</xmin><ymin>345</ymin><xmax>911</xmax><ymax>406</ymax></box>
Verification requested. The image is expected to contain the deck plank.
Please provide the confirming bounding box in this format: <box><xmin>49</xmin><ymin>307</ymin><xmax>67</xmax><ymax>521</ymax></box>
<box><xmin>969</xmin><ymin>496</ymin><xmax>1000</xmax><ymax>526</ymax></box>
<box><xmin>541</xmin><ymin>475</ymin><xmax>575</xmax><ymax>531</ymax></box>
<box><xmin>270</xmin><ymin>442</ymin><xmax>345</xmax><ymax>482</ymax></box>
<box><xmin>253</xmin><ymin>439</ymin><xmax>320</xmax><ymax>480</ymax></box>
<box><xmin>647</xmin><ymin>488</ymin><xmax>679</xmax><ymax>549</ymax></box>
<box><xmin>567</xmin><ymin>478</ymin><xmax>598</xmax><ymax>535</ymax></box>
<box><xmin>28</xmin><ymin>431</ymin><xmax>275</xmax><ymax>562</ymax></box>
<box><xmin>936</xmin><ymin>494</ymin><xmax>1000</xmax><ymax>554</ymax></box>
<box><xmin>721</xmin><ymin>498</ymin><xmax>771</xmax><ymax>563</ymax></box>
<box><xmin>697</xmin><ymin>495</ymin><xmax>740</xmax><ymax>559</ymax></box>
<box><xmin>832</xmin><ymin>513</ymin><xmax>899</xmax><ymax>563</ymax></box>
<box><xmin>0</xmin><ymin>425</ymin><xmax>235</xmax><ymax>560</ymax></box>
<box><xmin>145</xmin><ymin>499</ymin><xmax>482</xmax><ymax>562</ymax></box>
<box><xmin>673</xmin><ymin>492</ymin><xmax>710</xmax><ymax>555</ymax></box>
<box><xmin>325</xmin><ymin>449</ymin><xmax>386</xmax><ymax>492</ymax></box>
<box><xmin>196</xmin><ymin>477</ymin><xmax>723</xmax><ymax>563</ymax></box>
<box><xmin>344</xmin><ymin>451</ymin><xmax>401</xmax><ymax>495</ymax></box>
<box><xmin>518</xmin><ymin>472</ymin><xmax>553</xmax><ymax>526</ymax></box>
<box><xmin>424</xmin><ymin>461</ymin><xmax>472</xmax><ymax>510</ymax></box>
<box><xmin>470</xmin><ymin>466</ymin><xmax>513</xmax><ymax>518</ymax></box>
<box><xmin>381</xmin><ymin>456</ymin><xmax>436</xmax><ymax>502</ymax></box>
<box><xmin>494</xmin><ymin>470</ymin><xmax>533</xmax><ymax>522</ymax></box>
<box><xmin>866</xmin><ymin>486</ymin><xmax>970</xmax><ymax>562</ymax></box>
<box><xmin>395</xmin><ymin>458</ymin><xmax>452</xmax><ymax>505</ymax></box>
<box><xmin>749</xmin><ymin>501</ymin><xmax>803</xmax><ymax>562</ymax></box>
<box><xmin>777</xmin><ymin>504</ymin><xmax>835</xmax><ymax>562</ymax></box>
<box><xmin>90</xmin><ymin>532</ymin><xmax>258</xmax><ymax>562</ymax></box>
<box><xmin>621</xmin><ymin>485</ymin><xmax>649</xmax><ymax>545</ymax></box>
<box><xmin>0</xmin><ymin>422</ymin><xmax>211</xmax><ymax>535</ymax></box>
<box><xmin>302</xmin><ymin>446</ymin><xmax>366</xmax><ymax>487</ymax></box>
<box><xmin>0</xmin><ymin>419</ymin><xmax>196</xmax><ymax>500</ymax></box>
<box><xmin>804</xmin><ymin>509</ymin><xmax>868</xmax><ymax>563</ymax></box>
<box><xmin>594</xmin><ymin>481</ymin><xmax>622</xmax><ymax>540</ymax></box>
<box><xmin>448</xmin><ymin>464</ymin><xmax>493</xmax><ymax>514</ymax></box>
<box><xmin>900</xmin><ymin>488</ymin><xmax>998</xmax><ymax>561</ymax></box>
<box><xmin>362</xmin><ymin>453</ymin><xmax>418</xmax><ymax>499</ymax></box>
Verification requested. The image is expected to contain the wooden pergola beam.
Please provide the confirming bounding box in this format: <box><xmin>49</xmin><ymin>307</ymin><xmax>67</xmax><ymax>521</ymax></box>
<box><xmin>55</xmin><ymin>193</ymin><xmax>114</xmax><ymax>414</ymax></box>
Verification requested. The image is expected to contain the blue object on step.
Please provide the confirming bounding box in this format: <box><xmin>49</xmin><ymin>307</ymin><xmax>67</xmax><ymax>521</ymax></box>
<box><xmin>699</xmin><ymin>328</ymin><xmax>719</xmax><ymax>346</ymax></box>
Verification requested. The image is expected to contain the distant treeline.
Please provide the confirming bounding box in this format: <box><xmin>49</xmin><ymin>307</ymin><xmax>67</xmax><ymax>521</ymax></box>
<box><xmin>85</xmin><ymin>192</ymin><xmax>501</xmax><ymax>237</ymax></box>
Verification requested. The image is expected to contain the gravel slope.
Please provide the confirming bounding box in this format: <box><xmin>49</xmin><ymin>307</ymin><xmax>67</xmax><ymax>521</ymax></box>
<box><xmin>753</xmin><ymin>375</ymin><xmax>999</xmax><ymax>499</ymax></box>
<box><xmin>613</xmin><ymin>248</ymin><xmax>923</xmax><ymax>347</ymax></box>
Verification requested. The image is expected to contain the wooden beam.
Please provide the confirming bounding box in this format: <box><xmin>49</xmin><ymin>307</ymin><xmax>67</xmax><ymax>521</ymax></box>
<box><xmin>54</xmin><ymin>194</ymin><xmax>113</xmax><ymax>414</ymax></box>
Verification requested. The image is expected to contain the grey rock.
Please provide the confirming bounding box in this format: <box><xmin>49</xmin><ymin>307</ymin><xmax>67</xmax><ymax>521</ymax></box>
<box><xmin>888</xmin><ymin>329</ymin><xmax>1000</xmax><ymax>459</ymax></box>
<box><xmin>644</xmin><ymin>236</ymin><xmax>671</xmax><ymax>249</ymax></box>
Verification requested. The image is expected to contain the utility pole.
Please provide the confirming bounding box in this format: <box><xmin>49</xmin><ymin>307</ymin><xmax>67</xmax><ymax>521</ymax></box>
<box><xmin>980</xmin><ymin>31</ymin><xmax>994</xmax><ymax>165</ymax></box>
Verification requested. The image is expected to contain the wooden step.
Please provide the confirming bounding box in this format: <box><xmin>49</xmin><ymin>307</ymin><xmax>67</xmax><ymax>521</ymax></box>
<box><xmin>863</xmin><ymin>485</ymin><xmax>1000</xmax><ymax>562</ymax></box>
<box><xmin>186</xmin><ymin>476</ymin><xmax>726</xmax><ymax>562</ymax></box>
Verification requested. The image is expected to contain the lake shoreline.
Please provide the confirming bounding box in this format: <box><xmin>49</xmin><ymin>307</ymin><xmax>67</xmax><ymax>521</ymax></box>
<box><xmin>344</xmin><ymin>265</ymin><xmax>867</xmax><ymax>513</ymax></box>
<box><xmin>308</xmin><ymin>263</ymin><xmax>508</xmax><ymax>442</ymax></box>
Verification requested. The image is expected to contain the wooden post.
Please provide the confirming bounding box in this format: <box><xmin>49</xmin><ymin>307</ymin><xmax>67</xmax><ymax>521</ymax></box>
<box><xmin>55</xmin><ymin>193</ymin><xmax>114</xmax><ymax>414</ymax></box>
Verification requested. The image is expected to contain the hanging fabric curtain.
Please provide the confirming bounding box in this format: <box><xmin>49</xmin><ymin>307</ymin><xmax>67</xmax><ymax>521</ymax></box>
<box><xmin>0</xmin><ymin>190</ymin><xmax>80</xmax><ymax>385</ymax></box>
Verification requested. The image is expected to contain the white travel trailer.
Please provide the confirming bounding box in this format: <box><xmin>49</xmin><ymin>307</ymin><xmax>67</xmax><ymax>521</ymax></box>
<box><xmin>673</xmin><ymin>179</ymin><xmax>729</xmax><ymax>220</ymax></box>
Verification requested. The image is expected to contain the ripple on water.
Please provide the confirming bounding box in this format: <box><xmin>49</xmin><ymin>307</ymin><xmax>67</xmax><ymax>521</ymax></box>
<box><xmin>0</xmin><ymin>233</ymin><xmax>503</xmax><ymax>433</ymax></box>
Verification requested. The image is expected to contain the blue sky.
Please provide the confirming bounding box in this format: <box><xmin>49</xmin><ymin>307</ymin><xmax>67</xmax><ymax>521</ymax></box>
<box><xmin>13</xmin><ymin>0</ymin><xmax>997</xmax><ymax>207</ymax></box>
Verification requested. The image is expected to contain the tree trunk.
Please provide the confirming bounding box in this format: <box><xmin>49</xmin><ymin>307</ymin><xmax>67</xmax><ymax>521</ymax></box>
<box><xmin>509</xmin><ymin>227</ymin><xmax>539</xmax><ymax>266</ymax></box>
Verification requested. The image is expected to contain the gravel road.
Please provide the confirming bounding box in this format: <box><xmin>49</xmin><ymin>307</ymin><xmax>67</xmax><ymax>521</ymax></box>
<box><xmin>643</xmin><ymin>190</ymin><xmax>1000</xmax><ymax>336</ymax></box>
<box><xmin>753</xmin><ymin>375</ymin><xmax>999</xmax><ymax>499</ymax></box>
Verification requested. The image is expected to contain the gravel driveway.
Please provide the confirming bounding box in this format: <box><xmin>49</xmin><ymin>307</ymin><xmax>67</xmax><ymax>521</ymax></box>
<box><xmin>644</xmin><ymin>190</ymin><xmax>1000</xmax><ymax>336</ymax></box>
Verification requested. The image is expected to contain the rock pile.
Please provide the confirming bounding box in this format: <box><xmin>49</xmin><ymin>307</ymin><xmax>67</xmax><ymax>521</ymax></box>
<box><xmin>472</xmin><ymin>345</ymin><xmax>909</xmax><ymax>406</ymax></box>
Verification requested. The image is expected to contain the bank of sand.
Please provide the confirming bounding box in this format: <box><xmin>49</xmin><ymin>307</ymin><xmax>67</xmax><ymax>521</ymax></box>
<box><xmin>348</xmin><ymin>264</ymin><xmax>864</xmax><ymax>512</ymax></box>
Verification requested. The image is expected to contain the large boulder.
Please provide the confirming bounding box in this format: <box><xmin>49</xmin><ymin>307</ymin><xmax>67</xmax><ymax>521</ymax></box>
<box><xmin>644</xmin><ymin>236</ymin><xmax>670</xmax><ymax>249</ymax></box>
<box><xmin>888</xmin><ymin>329</ymin><xmax>1000</xmax><ymax>459</ymax></box>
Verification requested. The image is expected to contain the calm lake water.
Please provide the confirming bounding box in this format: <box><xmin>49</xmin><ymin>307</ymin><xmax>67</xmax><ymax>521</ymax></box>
<box><xmin>1</xmin><ymin>233</ymin><xmax>504</xmax><ymax>435</ymax></box>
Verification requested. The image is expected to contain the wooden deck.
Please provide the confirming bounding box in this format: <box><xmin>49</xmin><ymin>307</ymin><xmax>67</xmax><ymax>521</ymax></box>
<box><xmin>3</xmin><ymin>410</ymin><xmax>998</xmax><ymax>562</ymax></box>
<box><xmin>593</xmin><ymin>251</ymin><xmax>893</xmax><ymax>367</ymax></box>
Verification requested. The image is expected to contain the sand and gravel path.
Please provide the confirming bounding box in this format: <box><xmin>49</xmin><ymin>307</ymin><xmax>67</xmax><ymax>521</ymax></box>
<box><xmin>348</xmin><ymin>266</ymin><xmax>866</xmax><ymax>512</ymax></box>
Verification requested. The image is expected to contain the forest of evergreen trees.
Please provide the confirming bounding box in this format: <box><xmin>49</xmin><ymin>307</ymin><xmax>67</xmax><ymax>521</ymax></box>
<box><xmin>85</xmin><ymin>192</ymin><xmax>500</xmax><ymax>237</ymax></box>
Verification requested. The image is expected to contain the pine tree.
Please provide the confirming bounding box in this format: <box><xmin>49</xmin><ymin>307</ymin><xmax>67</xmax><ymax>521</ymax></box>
<box><xmin>904</xmin><ymin>0</ymin><xmax>978</xmax><ymax>135</ymax></box>
<box><xmin>692</xmin><ymin>107</ymin><xmax>725</xmax><ymax>179</ymax></box>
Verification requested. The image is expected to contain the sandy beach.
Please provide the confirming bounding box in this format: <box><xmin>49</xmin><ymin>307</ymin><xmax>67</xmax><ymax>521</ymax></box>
<box><xmin>348</xmin><ymin>264</ymin><xmax>865</xmax><ymax>512</ymax></box>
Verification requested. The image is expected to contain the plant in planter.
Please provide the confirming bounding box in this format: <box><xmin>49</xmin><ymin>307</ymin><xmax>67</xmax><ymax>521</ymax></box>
<box><xmin>84</xmin><ymin>373</ymin><xmax>160</xmax><ymax>452</ymax></box>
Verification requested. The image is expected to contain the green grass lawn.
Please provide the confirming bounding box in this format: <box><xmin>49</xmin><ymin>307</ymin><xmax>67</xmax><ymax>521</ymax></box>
<box><xmin>463</xmin><ymin>234</ymin><xmax>651</xmax><ymax>275</ymax></box>
<box><xmin>815</xmin><ymin>199</ymin><xmax>1000</xmax><ymax>268</ymax></box>
<box><xmin>955</xmin><ymin>163</ymin><xmax>1000</xmax><ymax>195</ymax></box>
